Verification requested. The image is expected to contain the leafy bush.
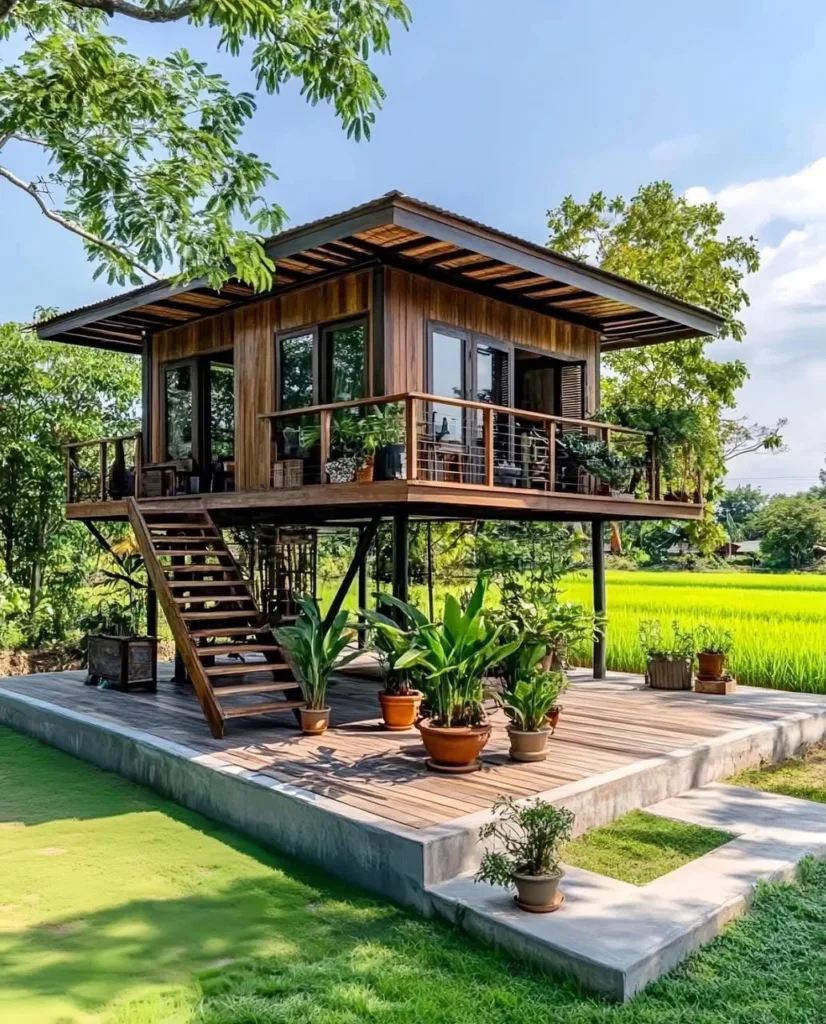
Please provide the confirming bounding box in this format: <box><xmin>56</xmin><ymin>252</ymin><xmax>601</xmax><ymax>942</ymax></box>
<box><xmin>476</xmin><ymin>797</ymin><xmax>575</xmax><ymax>886</ymax></box>
<box><xmin>638</xmin><ymin>619</ymin><xmax>695</xmax><ymax>659</ymax></box>
<box><xmin>695</xmin><ymin>623</ymin><xmax>734</xmax><ymax>656</ymax></box>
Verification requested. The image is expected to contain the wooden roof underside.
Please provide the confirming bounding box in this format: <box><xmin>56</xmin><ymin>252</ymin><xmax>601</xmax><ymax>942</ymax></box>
<box><xmin>36</xmin><ymin>193</ymin><xmax>724</xmax><ymax>355</ymax></box>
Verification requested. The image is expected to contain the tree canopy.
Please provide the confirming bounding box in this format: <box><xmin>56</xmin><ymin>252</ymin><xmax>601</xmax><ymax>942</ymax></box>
<box><xmin>752</xmin><ymin>495</ymin><xmax>826</xmax><ymax>570</ymax></box>
<box><xmin>0</xmin><ymin>0</ymin><xmax>410</xmax><ymax>289</ymax></box>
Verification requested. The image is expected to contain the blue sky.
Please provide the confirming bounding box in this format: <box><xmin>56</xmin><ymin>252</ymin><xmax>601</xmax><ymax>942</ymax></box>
<box><xmin>5</xmin><ymin>0</ymin><xmax>826</xmax><ymax>492</ymax></box>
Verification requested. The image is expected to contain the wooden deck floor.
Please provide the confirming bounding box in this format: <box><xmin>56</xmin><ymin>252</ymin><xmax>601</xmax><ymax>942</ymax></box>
<box><xmin>2</xmin><ymin>666</ymin><xmax>823</xmax><ymax>830</ymax></box>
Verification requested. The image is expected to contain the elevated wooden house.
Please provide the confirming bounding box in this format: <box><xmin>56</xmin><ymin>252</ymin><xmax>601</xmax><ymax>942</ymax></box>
<box><xmin>37</xmin><ymin>192</ymin><xmax>723</xmax><ymax>737</ymax></box>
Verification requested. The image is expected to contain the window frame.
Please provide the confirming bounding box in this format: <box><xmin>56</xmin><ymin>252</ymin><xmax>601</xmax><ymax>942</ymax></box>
<box><xmin>274</xmin><ymin>316</ymin><xmax>370</xmax><ymax>411</ymax></box>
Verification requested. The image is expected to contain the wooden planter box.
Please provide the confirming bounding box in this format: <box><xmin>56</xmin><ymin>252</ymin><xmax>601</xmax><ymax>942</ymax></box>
<box><xmin>272</xmin><ymin>459</ymin><xmax>303</xmax><ymax>489</ymax></box>
<box><xmin>86</xmin><ymin>634</ymin><xmax>158</xmax><ymax>692</ymax></box>
<box><xmin>645</xmin><ymin>656</ymin><xmax>693</xmax><ymax>690</ymax></box>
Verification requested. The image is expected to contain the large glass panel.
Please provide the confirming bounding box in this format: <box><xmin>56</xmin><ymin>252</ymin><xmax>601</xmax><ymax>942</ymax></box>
<box><xmin>210</xmin><ymin>362</ymin><xmax>235</xmax><ymax>461</ymax></box>
<box><xmin>430</xmin><ymin>330</ymin><xmax>464</xmax><ymax>444</ymax></box>
<box><xmin>475</xmin><ymin>344</ymin><xmax>511</xmax><ymax>480</ymax></box>
<box><xmin>328</xmin><ymin>322</ymin><xmax>366</xmax><ymax>402</ymax></box>
<box><xmin>165</xmin><ymin>364</ymin><xmax>193</xmax><ymax>460</ymax></box>
<box><xmin>279</xmin><ymin>333</ymin><xmax>314</xmax><ymax>410</ymax></box>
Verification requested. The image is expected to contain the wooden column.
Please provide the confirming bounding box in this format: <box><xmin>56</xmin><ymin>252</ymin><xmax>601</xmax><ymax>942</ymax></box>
<box><xmin>591</xmin><ymin>518</ymin><xmax>607</xmax><ymax>680</ymax></box>
<box><xmin>146</xmin><ymin>584</ymin><xmax>158</xmax><ymax>639</ymax></box>
<box><xmin>392</xmin><ymin>512</ymin><xmax>409</xmax><ymax>605</ymax></box>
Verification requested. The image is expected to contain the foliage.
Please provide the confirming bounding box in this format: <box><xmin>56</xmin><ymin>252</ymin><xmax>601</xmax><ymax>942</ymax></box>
<box><xmin>361</xmin><ymin>594</ymin><xmax>427</xmax><ymax>695</ymax></box>
<box><xmin>638</xmin><ymin>618</ymin><xmax>695</xmax><ymax>660</ymax></box>
<box><xmin>476</xmin><ymin>520</ymin><xmax>586</xmax><ymax>586</ymax></box>
<box><xmin>0</xmin><ymin>321</ymin><xmax>140</xmax><ymax>645</ymax></box>
<box><xmin>559</xmin><ymin>431</ymin><xmax>636</xmax><ymax>491</ymax></box>
<box><xmin>547</xmin><ymin>181</ymin><xmax>760</xmax><ymax>497</ymax></box>
<box><xmin>695</xmin><ymin>623</ymin><xmax>734</xmax><ymax>656</ymax></box>
<box><xmin>751</xmin><ymin>495</ymin><xmax>826</xmax><ymax>570</ymax></box>
<box><xmin>732</xmin><ymin>742</ymin><xmax>826</xmax><ymax>805</ymax></box>
<box><xmin>476</xmin><ymin>797</ymin><xmax>574</xmax><ymax>886</ymax></box>
<box><xmin>386</xmin><ymin>577</ymin><xmax>518</xmax><ymax>727</ymax></box>
<box><xmin>716</xmin><ymin>485</ymin><xmax>766</xmax><ymax>540</ymax></box>
<box><xmin>0</xmin><ymin>0</ymin><xmax>410</xmax><ymax>288</ymax></box>
<box><xmin>275</xmin><ymin>595</ymin><xmax>359</xmax><ymax>709</ymax></box>
<box><xmin>496</xmin><ymin>646</ymin><xmax>568</xmax><ymax>732</ymax></box>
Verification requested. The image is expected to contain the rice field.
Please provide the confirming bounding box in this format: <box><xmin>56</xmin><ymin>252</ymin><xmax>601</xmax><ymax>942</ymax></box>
<box><xmin>563</xmin><ymin>570</ymin><xmax>826</xmax><ymax>693</ymax></box>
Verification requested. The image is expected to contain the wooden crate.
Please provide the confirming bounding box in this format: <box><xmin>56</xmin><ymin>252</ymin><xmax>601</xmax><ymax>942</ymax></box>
<box><xmin>86</xmin><ymin>634</ymin><xmax>158</xmax><ymax>692</ymax></box>
<box><xmin>695</xmin><ymin>676</ymin><xmax>737</xmax><ymax>695</ymax></box>
<box><xmin>272</xmin><ymin>460</ymin><xmax>303</xmax><ymax>489</ymax></box>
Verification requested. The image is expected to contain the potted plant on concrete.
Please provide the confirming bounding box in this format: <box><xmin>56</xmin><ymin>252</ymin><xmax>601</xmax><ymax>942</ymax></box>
<box><xmin>389</xmin><ymin>578</ymin><xmax>519</xmax><ymax>773</ymax></box>
<box><xmin>639</xmin><ymin>619</ymin><xmax>695</xmax><ymax>690</ymax></box>
<box><xmin>275</xmin><ymin>596</ymin><xmax>359</xmax><ymax>734</ymax></box>
<box><xmin>496</xmin><ymin>643</ymin><xmax>568</xmax><ymax>761</ymax></box>
<box><xmin>476</xmin><ymin>796</ymin><xmax>575</xmax><ymax>912</ymax></box>
<box><xmin>362</xmin><ymin>598</ymin><xmax>424</xmax><ymax>730</ymax></box>
<box><xmin>695</xmin><ymin>624</ymin><xmax>733</xmax><ymax>680</ymax></box>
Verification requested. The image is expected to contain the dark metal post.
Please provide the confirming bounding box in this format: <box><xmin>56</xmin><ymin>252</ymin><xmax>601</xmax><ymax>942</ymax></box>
<box><xmin>591</xmin><ymin>518</ymin><xmax>607</xmax><ymax>680</ymax></box>
<box><xmin>392</xmin><ymin>512</ymin><xmax>409</xmax><ymax>605</ymax></box>
<box><xmin>146</xmin><ymin>584</ymin><xmax>158</xmax><ymax>638</ymax></box>
<box><xmin>357</xmin><ymin>526</ymin><xmax>368</xmax><ymax>648</ymax></box>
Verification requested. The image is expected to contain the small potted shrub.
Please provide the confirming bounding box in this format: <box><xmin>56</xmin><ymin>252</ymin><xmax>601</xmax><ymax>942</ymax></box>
<box><xmin>476</xmin><ymin>797</ymin><xmax>574</xmax><ymax>912</ymax></box>
<box><xmin>392</xmin><ymin>578</ymin><xmax>519</xmax><ymax>773</ymax></box>
<box><xmin>639</xmin><ymin>619</ymin><xmax>695</xmax><ymax>690</ymax></box>
<box><xmin>496</xmin><ymin>642</ymin><xmax>568</xmax><ymax>761</ymax></box>
<box><xmin>362</xmin><ymin>599</ymin><xmax>424</xmax><ymax>730</ymax></box>
<box><xmin>560</xmin><ymin>432</ymin><xmax>632</xmax><ymax>496</ymax></box>
<box><xmin>276</xmin><ymin>597</ymin><xmax>359</xmax><ymax>734</ymax></box>
<box><xmin>695</xmin><ymin>624</ymin><xmax>734</xmax><ymax>680</ymax></box>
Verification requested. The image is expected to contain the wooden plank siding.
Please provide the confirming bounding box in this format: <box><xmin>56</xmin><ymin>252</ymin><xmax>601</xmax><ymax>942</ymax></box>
<box><xmin>384</xmin><ymin>267</ymin><xmax>602</xmax><ymax>410</ymax></box>
<box><xmin>150</xmin><ymin>270</ymin><xmax>373</xmax><ymax>490</ymax></box>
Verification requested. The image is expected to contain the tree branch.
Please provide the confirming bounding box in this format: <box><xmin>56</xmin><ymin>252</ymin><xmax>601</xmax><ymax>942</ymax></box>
<box><xmin>61</xmin><ymin>0</ymin><xmax>195</xmax><ymax>22</ymax></box>
<box><xmin>0</xmin><ymin>163</ymin><xmax>162</xmax><ymax>281</ymax></box>
<box><xmin>0</xmin><ymin>0</ymin><xmax>21</xmax><ymax>23</ymax></box>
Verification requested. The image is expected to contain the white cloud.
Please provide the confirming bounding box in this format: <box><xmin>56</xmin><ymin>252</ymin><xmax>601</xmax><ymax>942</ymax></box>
<box><xmin>649</xmin><ymin>135</ymin><xmax>701</xmax><ymax>163</ymax></box>
<box><xmin>688</xmin><ymin>158</ymin><xmax>826</xmax><ymax>493</ymax></box>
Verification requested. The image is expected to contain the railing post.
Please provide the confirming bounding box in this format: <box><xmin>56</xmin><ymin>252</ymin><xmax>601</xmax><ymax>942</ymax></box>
<box><xmin>99</xmin><ymin>441</ymin><xmax>108</xmax><ymax>501</ymax></box>
<box><xmin>405</xmin><ymin>397</ymin><xmax>418</xmax><ymax>481</ymax></box>
<box><xmin>648</xmin><ymin>433</ymin><xmax>659</xmax><ymax>501</ymax></box>
<box><xmin>547</xmin><ymin>420</ymin><xmax>556</xmax><ymax>492</ymax></box>
<box><xmin>134</xmin><ymin>434</ymin><xmax>143</xmax><ymax>499</ymax></box>
<box><xmin>483</xmin><ymin>406</ymin><xmax>494</xmax><ymax>487</ymax></box>
<box><xmin>319</xmin><ymin>409</ymin><xmax>331</xmax><ymax>485</ymax></box>
<box><xmin>67</xmin><ymin>445</ymin><xmax>77</xmax><ymax>504</ymax></box>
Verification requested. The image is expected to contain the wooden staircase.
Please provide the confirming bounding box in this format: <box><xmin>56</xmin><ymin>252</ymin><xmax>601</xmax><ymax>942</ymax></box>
<box><xmin>127</xmin><ymin>499</ymin><xmax>304</xmax><ymax>738</ymax></box>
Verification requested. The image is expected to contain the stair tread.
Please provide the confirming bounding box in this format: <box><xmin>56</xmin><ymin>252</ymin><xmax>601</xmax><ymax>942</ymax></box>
<box><xmin>181</xmin><ymin>610</ymin><xmax>260</xmax><ymax>621</ymax></box>
<box><xmin>189</xmin><ymin>625</ymin><xmax>272</xmax><ymax>638</ymax></box>
<box><xmin>213</xmin><ymin>681</ymin><xmax>298</xmax><ymax>696</ymax></box>
<box><xmin>221</xmin><ymin>700</ymin><xmax>305</xmax><ymax>719</ymax></box>
<box><xmin>207</xmin><ymin>661</ymin><xmax>290</xmax><ymax>677</ymax></box>
<box><xmin>174</xmin><ymin>595</ymin><xmax>256</xmax><ymax>605</ymax></box>
<box><xmin>154</xmin><ymin>550</ymin><xmax>232</xmax><ymax>558</ymax></box>
<box><xmin>168</xmin><ymin>580</ymin><xmax>249</xmax><ymax>589</ymax></box>
<box><xmin>151</xmin><ymin>534</ymin><xmax>220</xmax><ymax>541</ymax></box>
<box><xmin>196</xmin><ymin>644</ymin><xmax>280</xmax><ymax>656</ymax></box>
<box><xmin>163</xmin><ymin>565</ymin><xmax>239</xmax><ymax>575</ymax></box>
<box><xmin>145</xmin><ymin>520</ymin><xmax>212</xmax><ymax>528</ymax></box>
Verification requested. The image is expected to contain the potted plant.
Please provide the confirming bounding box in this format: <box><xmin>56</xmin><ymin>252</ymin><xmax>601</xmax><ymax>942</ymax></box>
<box><xmin>560</xmin><ymin>432</ymin><xmax>632</xmax><ymax>495</ymax></box>
<box><xmin>387</xmin><ymin>578</ymin><xmax>519</xmax><ymax>773</ymax></box>
<box><xmin>639</xmin><ymin>619</ymin><xmax>695</xmax><ymax>690</ymax></box>
<box><xmin>275</xmin><ymin>596</ymin><xmax>359</xmax><ymax>734</ymax></box>
<box><xmin>496</xmin><ymin>643</ymin><xmax>568</xmax><ymax>762</ymax></box>
<box><xmin>695</xmin><ymin>624</ymin><xmax>734</xmax><ymax>680</ymax></box>
<box><xmin>326</xmin><ymin>414</ymin><xmax>365</xmax><ymax>483</ymax></box>
<box><xmin>364</xmin><ymin>403</ymin><xmax>405</xmax><ymax>481</ymax></box>
<box><xmin>362</xmin><ymin>599</ymin><xmax>424</xmax><ymax>730</ymax></box>
<box><xmin>476</xmin><ymin>797</ymin><xmax>575</xmax><ymax>912</ymax></box>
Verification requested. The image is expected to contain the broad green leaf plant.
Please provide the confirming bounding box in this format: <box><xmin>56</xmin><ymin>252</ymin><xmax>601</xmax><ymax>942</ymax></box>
<box><xmin>496</xmin><ymin>643</ymin><xmax>568</xmax><ymax>732</ymax></box>
<box><xmin>0</xmin><ymin>0</ymin><xmax>410</xmax><ymax>288</ymax></box>
<box><xmin>276</xmin><ymin>596</ymin><xmax>359</xmax><ymax>710</ymax></box>
<box><xmin>361</xmin><ymin>594</ymin><xmax>428</xmax><ymax>695</ymax></box>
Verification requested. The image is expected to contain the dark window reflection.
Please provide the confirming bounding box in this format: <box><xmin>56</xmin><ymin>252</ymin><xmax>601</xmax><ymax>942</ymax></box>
<box><xmin>210</xmin><ymin>362</ymin><xmax>234</xmax><ymax>460</ymax></box>
<box><xmin>165</xmin><ymin>365</ymin><xmax>192</xmax><ymax>460</ymax></box>
<box><xmin>328</xmin><ymin>323</ymin><xmax>366</xmax><ymax>402</ymax></box>
<box><xmin>279</xmin><ymin>333</ymin><xmax>314</xmax><ymax>410</ymax></box>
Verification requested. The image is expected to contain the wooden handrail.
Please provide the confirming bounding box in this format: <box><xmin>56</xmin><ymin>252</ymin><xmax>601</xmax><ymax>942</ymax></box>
<box><xmin>260</xmin><ymin>393</ymin><xmax>410</xmax><ymax>420</ymax></box>
<box><xmin>62</xmin><ymin>431</ymin><xmax>141</xmax><ymax>451</ymax></box>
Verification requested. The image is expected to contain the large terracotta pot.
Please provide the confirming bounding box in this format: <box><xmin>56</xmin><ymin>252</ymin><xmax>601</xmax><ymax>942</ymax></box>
<box><xmin>299</xmin><ymin>707</ymin><xmax>330</xmax><ymax>735</ymax></box>
<box><xmin>417</xmin><ymin>718</ymin><xmax>491</xmax><ymax>772</ymax></box>
<box><xmin>378</xmin><ymin>691</ymin><xmax>422</xmax><ymax>731</ymax></box>
<box><xmin>697</xmin><ymin>652</ymin><xmax>726</xmax><ymax>679</ymax></box>
<box><xmin>513</xmin><ymin>870</ymin><xmax>564</xmax><ymax>912</ymax></box>
<box><xmin>507</xmin><ymin>725</ymin><xmax>551</xmax><ymax>762</ymax></box>
<box><xmin>547</xmin><ymin>706</ymin><xmax>562</xmax><ymax>732</ymax></box>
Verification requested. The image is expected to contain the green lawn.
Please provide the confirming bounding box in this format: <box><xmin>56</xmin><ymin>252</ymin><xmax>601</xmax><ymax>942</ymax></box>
<box><xmin>2</xmin><ymin>726</ymin><xmax>826</xmax><ymax>1023</ymax></box>
<box><xmin>731</xmin><ymin>743</ymin><xmax>826</xmax><ymax>803</ymax></box>
<box><xmin>562</xmin><ymin>810</ymin><xmax>732</xmax><ymax>885</ymax></box>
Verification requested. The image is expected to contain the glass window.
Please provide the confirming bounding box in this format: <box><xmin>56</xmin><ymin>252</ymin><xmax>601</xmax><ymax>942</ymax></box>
<box><xmin>279</xmin><ymin>332</ymin><xmax>314</xmax><ymax>410</ymax></box>
<box><xmin>430</xmin><ymin>330</ymin><xmax>465</xmax><ymax>443</ymax></box>
<box><xmin>327</xmin><ymin>322</ymin><xmax>366</xmax><ymax>402</ymax></box>
<box><xmin>210</xmin><ymin>362</ymin><xmax>235</xmax><ymax>461</ymax></box>
<box><xmin>165</xmin><ymin>364</ymin><xmax>193</xmax><ymax>460</ymax></box>
<box><xmin>475</xmin><ymin>344</ymin><xmax>509</xmax><ymax>406</ymax></box>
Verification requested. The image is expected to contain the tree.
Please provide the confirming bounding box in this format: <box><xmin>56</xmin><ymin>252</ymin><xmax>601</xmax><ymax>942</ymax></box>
<box><xmin>751</xmin><ymin>495</ymin><xmax>826</xmax><ymax>569</ymax></box>
<box><xmin>716</xmin><ymin>485</ymin><xmax>766</xmax><ymax>539</ymax></box>
<box><xmin>721</xmin><ymin>418</ymin><xmax>787</xmax><ymax>463</ymax></box>
<box><xmin>0</xmin><ymin>320</ymin><xmax>141</xmax><ymax>640</ymax></box>
<box><xmin>547</xmin><ymin>182</ymin><xmax>761</xmax><ymax>495</ymax></box>
<box><xmin>0</xmin><ymin>1</ymin><xmax>410</xmax><ymax>289</ymax></box>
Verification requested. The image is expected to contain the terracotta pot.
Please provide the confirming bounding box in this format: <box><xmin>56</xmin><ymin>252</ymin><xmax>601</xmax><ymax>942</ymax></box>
<box><xmin>356</xmin><ymin>455</ymin><xmax>375</xmax><ymax>483</ymax></box>
<box><xmin>417</xmin><ymin>718</ymin><xmax>491</xmax><ymax>771</ymax></box>
<box><xmin>378</xmin><ymin>690</ymin><xmax>422</xmax><ymax>731</ymax></box>
<box><xmin>547</xmin><ymin>706</ymin><xmax>562</xmax><ymax>732</ymax></box>
<box><xmin>507</xmin><ymin>725</ymin><xmax>551</xmax><ymax>762</ymax></box>
<box><xmin>697</xmin><ymin>652</ymin><xmax>726</xmax><ymax>679</ymax></box>
<box><xmin>299</xmin><ymin>707</ymin><xmax>330</xmax><ymax>735</ymax></box>
<box><xmin>513</xmin><ymin>870</ymin><xmax>564</xmax><ymax>911</ymax></box>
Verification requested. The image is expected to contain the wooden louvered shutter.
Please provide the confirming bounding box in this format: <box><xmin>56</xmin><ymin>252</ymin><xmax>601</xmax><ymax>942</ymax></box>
<box><xmin>558</xmin><ymin>362</ymin><xmax>585</xmax><ymax>421</ymax></box>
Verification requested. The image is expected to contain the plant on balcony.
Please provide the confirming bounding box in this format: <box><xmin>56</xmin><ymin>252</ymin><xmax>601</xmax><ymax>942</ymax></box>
<box><xmin>326</xmin><ymin>404</ymin><xmax>406</xmax><ymax>483</ymax></box>
<box><xmin>495</xmin><ymin>642</ymin><xmax>568</xmax><ymax>762</ymax></box>
<box><xmin>639</xmin><ymin>618</ymin><xmax>695</xmax><ymax>691</ymax></box>
<box><xmin>476</xmin><ymin>796</ymin><xmax>575</xmax><ymax>911</ymax></box>
<box><xmin>560</xmin><ymin>431</ymin><xmax>633</xmax><ymax>493</ymax></box>
<box><xmin>387</xmin><ymin>577</ymin><xmax>519</xmax><ymax>772</ymax></box>
<box><xmin>275</xmin><ymin>596</ymin><xmax>360</xmax><ymax>735</ymax></box>
<box><xmin>362</xmin><ymin>597</ymin><xmax>426</xmax><ymax>730</ymax></box>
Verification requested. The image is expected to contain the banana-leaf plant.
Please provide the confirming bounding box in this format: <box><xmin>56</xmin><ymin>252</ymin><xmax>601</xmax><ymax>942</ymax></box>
<box><xmin>382</xmin><ymin>578</ymin><xmax>520</xmax><ymax>727</ymax></box>
<box><xmin>275</xmin><ymin>597</ymin><xmax>360</xmax><ymax>710</ymax></box>
<box><xmin>496</xmin><ymin>642</ymin><xmax>569</xmax><ymax>731</ymax></box>
<box><xmin>361</xmin><ymin>595</ymin><xmax>428</xmax><ymax>695</ymax></box>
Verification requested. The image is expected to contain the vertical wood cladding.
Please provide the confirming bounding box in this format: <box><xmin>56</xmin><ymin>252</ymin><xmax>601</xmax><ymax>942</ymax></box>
<box><xmin>384</xmin><ymin>268</ymin><xmax>601</xmax><ymax>411</ymax></box>
<box><xmin>151</xmin><ymin>271</ymin><xmax>371</xmax><ymax>489</ymax></box>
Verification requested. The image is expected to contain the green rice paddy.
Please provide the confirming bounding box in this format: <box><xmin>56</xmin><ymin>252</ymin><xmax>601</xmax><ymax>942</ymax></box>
<box><xmin>563</xmin><ymin>570</ymin><xmax>826</xmax><ymax>693</ymax></box>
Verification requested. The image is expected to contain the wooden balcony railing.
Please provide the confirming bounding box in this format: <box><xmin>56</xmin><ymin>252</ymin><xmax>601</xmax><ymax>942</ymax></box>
<box><xmin>260</xmin><ymin>393</ymin><xmax>679</xmax><ymax>502</ymax></box>
<box><xmin>64</xmin><ymin>432</ymin><xmax>142</xmax><ymax>504</ymax></box>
